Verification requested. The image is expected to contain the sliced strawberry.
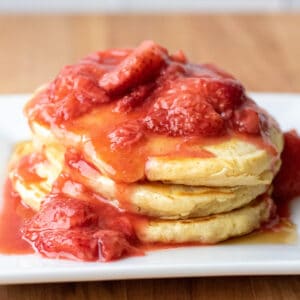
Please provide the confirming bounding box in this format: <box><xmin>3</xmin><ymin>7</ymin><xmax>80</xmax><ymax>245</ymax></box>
<box><xmin>48</xmin><ymin>63</ymin><xmax>110</xmax><ymax>122</ymax></box>
<box><xmin>108</xmin><ymin>121</ymin><xmax>144</xmax><ymax>150</ymax></box>
<box><xmin>94</xmin><ymin>230</ymin><xmax>140</xmax><ymax>262</ymax></box>
<box><xmin>186</xmin><ymin>64</ymin><xmax>245</xmax><ymax>114</ymax></box>
<box><xmin>22</xmin><ymin>191</ymin><xmax>139</xmax><ymax>261</ymax></box>
<box><xmin>273</xmin><ymin>130</ymin><xmax>300</xmax><ymax>201</ymax></box>
<box><xmin>233</xmin><ymin>107</ymin><xmax>261</xmax><ymax>134</ymax></box>
<box><xmin>114</xmin><ymin>84</ymin><xmax>154</xmax><ymax>113</ymax></box>
<box><xmin>25</xmin><ymin>197</ymin><xmax>98</xmax><ymax>230</ymax></box>
<box><xmin>23</xmin><ymin>228</ymin><xmax>99</xmax><ymax>261</ymax></box>
<box><xmin>144</xmin><ymin>90</ymin><xmax>224</xmax><ymax>137</ymax></box>
<box><xmin>99</xmin><ymin>40</ymin><xmax>167</xmax><ymax>96</ymax></box>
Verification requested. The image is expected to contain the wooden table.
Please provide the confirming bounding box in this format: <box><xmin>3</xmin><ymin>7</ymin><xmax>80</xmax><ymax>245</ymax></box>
<box><xmin>0</xmin><ymin>13</ymin><xmax>300</xmax><ymax>300</ymax></box>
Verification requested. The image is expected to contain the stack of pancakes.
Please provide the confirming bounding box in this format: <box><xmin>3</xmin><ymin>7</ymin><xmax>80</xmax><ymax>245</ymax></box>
<box><xmin>8</xmin><ymin>40</ymin><xmax>285</xmax><ymax>246</ymax></box>
<box><xmin>9</xmin><ymin>102</ymin><xmax>283</xmax><ymax>244</ymax></box>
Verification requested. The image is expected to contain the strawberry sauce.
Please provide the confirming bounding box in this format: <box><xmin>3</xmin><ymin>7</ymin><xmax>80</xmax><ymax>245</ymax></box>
<box><xmin>2</xmin><ymin>131</ymin><xmax>300</xmax><ymax>260</ymax></box>
<box><xmin>0</xmin><ymin>180</ymin><xmax>34</xmax><ymax>254</ymax></box>
<box><xmin>25</xmin><ymin>40</ymin><xmax>279</xmax><ymax>183</ymax></box>
<box><xmin>273</xmin><ymin>130</ymin><xmax>300</xmax><ymax>218</ymax></box>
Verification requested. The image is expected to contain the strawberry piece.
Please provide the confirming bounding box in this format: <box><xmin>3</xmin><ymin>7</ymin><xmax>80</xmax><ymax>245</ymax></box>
<box><xmin>186</xmin><ymin>64</ymin><xmax>245</xmax><ymax>114</ymax></box>
<box><xmin>25</xmin><ymin>197</ymin><xmax>98</xmax><ymax>230</ymax></box>
<box><xmin>108</xmin><ymin>122</ymin><xmax>144</xmax><ymax>150</ymax></box>
<box><xmin>233</xmin><ymin>107</ymin><xmax>261</xmax><ymax>134</ymax></box>
<box><xmin>23</xmin><ymin>229</ymin><xmax>99</xmax><ymax>261</ymax></box>
<box><xmin>203</xmin><ymin>79</ymin><xmax>245</xmax><ymax>116</ymax></box>
<box><xmin>94</xmin><ymin>230</ymin><xmax>140</xmax><ymax>262</ymax></box>
<box><xmin>114</xmin><ymin>84</ymin><xmax>154</xmax><ymax>113</ymax></box>
<box><xmin>143</xmin><ymin>65</ymin><xmax>246</xmax><ymax>137</ymax></box>
<box><xmin>99</xmin><ymin>40</ymin><xmax>167</xmax><ymax>96</ymax></box>
<box><xmin>273</xmin><ymin>130</ymin><xmax>300</xmax><ymax>202</ymax></box>
<box><xmin>48</xmin><ymin>63</ymin><xmax>109</xmax><ymax>122</ymax></box>
<box><xmin>144</xmin><ymin>88</ymin><xmax>225</xmax><ymax>137</ymax></box>
<box><xmin>22</xmin><ymin>194</ymin><xmax>139</xmax><ymax>261</ymax></box>
<box><xmin>23</xmin><ymin>228</ymin><xmax>138</xmax><ymax>262</ymax></box>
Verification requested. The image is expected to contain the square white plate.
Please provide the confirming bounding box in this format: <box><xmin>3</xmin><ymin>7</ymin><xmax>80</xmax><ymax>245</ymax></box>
<box><xmin>0</xmin><ymin>93</ymin><xmax>300</xmax><ymax>284</ymax></box>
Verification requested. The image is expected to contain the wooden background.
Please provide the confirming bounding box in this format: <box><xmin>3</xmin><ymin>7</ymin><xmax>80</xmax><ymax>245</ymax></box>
<box><xmin>0</xmin><ymin>13</ymin><xmax>300</xmax><ymax>300</ymax></box>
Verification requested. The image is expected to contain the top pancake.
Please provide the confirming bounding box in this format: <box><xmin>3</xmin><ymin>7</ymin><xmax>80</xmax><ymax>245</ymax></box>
<box><xmin>24</xmin><ymin>41</ymin><xmax>284</xmax><ymax>186</ymax></box>
<box><xmin>30</xmin><ymin>116</ymin><xmax>283</xmax><ymax>187</ymax></box>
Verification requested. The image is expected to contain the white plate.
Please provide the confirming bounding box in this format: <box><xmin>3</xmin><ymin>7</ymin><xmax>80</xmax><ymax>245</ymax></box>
<box><xmin>0</xmin><ymin>93</ymin><xmax>300</xmax><ymax>284</ymax></box>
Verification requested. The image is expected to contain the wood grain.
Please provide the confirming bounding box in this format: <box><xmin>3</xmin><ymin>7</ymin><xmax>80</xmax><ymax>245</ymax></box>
<box><xmin>1</xmin><ymin>13</ymin><xmax>300</xmax><ymax>300</ymax></box>
<box><xmin>0</xmin><ymin>14</ymin><xmax>300</xmax><ymax>93</ymax></box>
<box><xmin>1</xmin><ymin>276</ymin><xmax>300</xmax><ymax>300</ymax></box>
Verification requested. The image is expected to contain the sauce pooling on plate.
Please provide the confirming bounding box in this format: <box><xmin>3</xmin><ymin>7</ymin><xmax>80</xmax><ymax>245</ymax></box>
<box><xmin>0</xmin><ymin>180</ymin><xmax>34</xmax><ymax>254</ymax></box>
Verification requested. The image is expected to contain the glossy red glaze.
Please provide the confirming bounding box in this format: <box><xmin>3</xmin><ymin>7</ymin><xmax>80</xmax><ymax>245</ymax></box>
<box><xmin>12</xmin><ymin>153</ymin><xmax>45</xmax><ymax>183</ymax></box>
<box><xmin>26</xmin><ymin>41</ymin><xmax>262</xmax><ymax>136</ymax></box>
<box><xmin>22</xmin><ymin>195</ymin><xmax>142</xmax><ymax>261</ymax></box>
<box><xmin>0</xmin><ymin>180</ymin><xmax>34</xmax><ymax>254</ymax></box>
<box><xmin>273</xmin><ymin>130</ymin><xmax>300</xmax><ymax>218</ymax></box>
<box><xmin>2</xmin><ymin>150</ymin><xmax>300</xmax><ymax>261</ymax></box>
<box><xmin>19</xmin><ymin>173</ymin><xmax>146</xmax><ymax>262</ymax></box>
<box><xmin>24</xmin><ymin>41</ymin><xmax>279</xmax><ymax>183</ymax></box>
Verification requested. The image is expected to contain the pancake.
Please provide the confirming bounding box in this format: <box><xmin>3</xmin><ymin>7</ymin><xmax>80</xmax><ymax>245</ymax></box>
<box><xmin>136</xmin><ymin>195</ymin><xmax>273</xmax><ymax>244</ymax></box>
<box><xmin>9</xmin><ymin>141</ymin><xmax>268</xmax><ymax>219</ymax></box>
<box><xmin>79</xmin><ymin>177</ymin><xmax>268</xmax><ymax>219</ymax></box>
<box><xmin>10</xmin><ymin>157</ymin><xmax>273</xmax><ymax>244</ymax></box>
<box><xmin>8</xmin><ymin>142</ymin><xmax>59</xmax><ymax>211</ymax></box>
<box><xmin>30</xmin><ymin>114</ymin><xmax>283</xmax><ymax>187</ymax></box>
<box><xmin>9</xmin><ymin>144</ymin><xmax>274</xmax><ymax>244</ymax></box>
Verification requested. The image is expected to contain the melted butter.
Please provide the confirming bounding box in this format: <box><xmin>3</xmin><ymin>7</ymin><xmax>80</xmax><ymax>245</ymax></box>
<box><xmin>223</xmin><ymin>219</ymin><xmax>298</xmax><ymax>245</ymax></box>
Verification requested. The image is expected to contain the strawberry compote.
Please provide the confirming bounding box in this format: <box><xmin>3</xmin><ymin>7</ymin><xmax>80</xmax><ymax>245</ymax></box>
<box><xmin>26</xmin><ymin>40</ymin><xmax>270</xmax><ymax>137</ymax></box>
<box><xmin>25</xmin><ymin>40</ymin><xmax>279</xmax><ymax>183</ymax></box>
